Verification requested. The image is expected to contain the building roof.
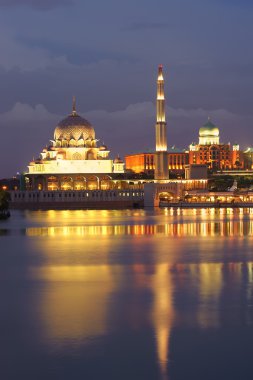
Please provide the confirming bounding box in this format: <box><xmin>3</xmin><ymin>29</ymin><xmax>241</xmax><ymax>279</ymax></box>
<box><xmin>244</xmin><ymin>147</ymin><xmax>253</xmax><ymax>153</ymax></box>
<box><xmin>54</xmin><ymin>112</ymin><xmax>95</xmax><ymax>142</ymax></box>
<box><xmin>125</xmin><ymin>146</ymin><xmax>187</xmax><ymax>156</ymax></box>
<box><xmin>199</xmin><ymin>119</ymin><xmax>219</xmax><ymax>137</ymax></box>
<box><xmin>167</xmin><ymin>146</ymin><xmax>186</xmax><ymax>153</ymax></box>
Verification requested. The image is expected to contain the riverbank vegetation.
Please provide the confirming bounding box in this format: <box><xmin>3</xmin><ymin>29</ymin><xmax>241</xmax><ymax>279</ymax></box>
<box><xmin>0</xmin><ymin>190</ymin><xmax>10</xmax><ymax>219</ymax></box>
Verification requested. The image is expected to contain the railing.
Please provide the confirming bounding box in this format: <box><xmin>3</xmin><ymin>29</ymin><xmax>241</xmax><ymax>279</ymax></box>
<box><xmin>10</xmin><ymin>190</ymin><xmax>144</xmax><ymax>203</ymax></box>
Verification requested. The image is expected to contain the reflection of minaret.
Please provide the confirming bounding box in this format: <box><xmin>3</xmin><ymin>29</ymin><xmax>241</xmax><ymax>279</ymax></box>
<box><xmin>151</xmin><ymin>264</ymin><xmax>174</xmax><ymax>380</ymax></box>
<box><xmin>155</xmin><ymin>65</ymin><xmax>168</xmax><ymax>180</ymax></box>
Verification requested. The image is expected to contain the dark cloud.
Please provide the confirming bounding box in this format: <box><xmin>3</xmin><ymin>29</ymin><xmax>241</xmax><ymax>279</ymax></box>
<box><xmin>123</xmin><ymin>22</ymin><xmax>170</xmax><ymax>32</ymax></box>
<box><xmin>215</xmin><ymin>0</ymin><xmax>253</xmax><ymax>6</ymax></box>
<box><xmin>17</xmin><ymin>36</ymin><xmax>136</xmax><ymax>66</ymax></box>
<box><xmin>0</xmin><ymin>0</ymin><xmax>74</xmax><ymax>11</ymax></box>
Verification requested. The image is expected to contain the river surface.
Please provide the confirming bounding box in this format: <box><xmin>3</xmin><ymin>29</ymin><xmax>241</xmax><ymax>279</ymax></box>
<box><xmin>1</xmin><ymin>208</ymin><xmax>253</xmax><ymax>380</ymax></box>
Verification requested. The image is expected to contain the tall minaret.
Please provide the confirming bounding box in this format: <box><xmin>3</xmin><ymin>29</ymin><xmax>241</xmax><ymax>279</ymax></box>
<box><xmin>155</xmin><ymin>65</ymin><xmax>168</xmax><ymax>180</ymax></box>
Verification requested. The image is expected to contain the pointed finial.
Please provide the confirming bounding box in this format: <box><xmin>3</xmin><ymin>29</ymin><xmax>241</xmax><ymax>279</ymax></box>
<box><xmin>158</xmin><ymin>64</ymin><xmax>164</xmax><ymax>80</ymax></box>
<box><xmin>72</xmin><ymin>96</ymin><xmax>77</xmax><ymax>116</ymax></box>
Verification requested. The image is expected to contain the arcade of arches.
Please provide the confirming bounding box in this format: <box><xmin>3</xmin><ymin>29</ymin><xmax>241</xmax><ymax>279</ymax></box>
<box><xmin>26</xmin><ymin>175</ymin><xmax>145</xmax><ymax>191</ymax></box>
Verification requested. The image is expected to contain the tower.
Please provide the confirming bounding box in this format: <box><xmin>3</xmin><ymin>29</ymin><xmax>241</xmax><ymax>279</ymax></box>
<box><xmin>154</xmin><ymin>65</ymin><xmax>168</xmax><ymax>180</ymax></box>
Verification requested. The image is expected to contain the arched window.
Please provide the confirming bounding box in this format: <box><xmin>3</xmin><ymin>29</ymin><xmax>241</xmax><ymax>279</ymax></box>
<box><xmin>72</xmin><ymin>152</ymin><xmax>82</xmax><ymax>160</ymax></box>
<box><xmin>87</xmin><ymin>150</ymin><xmax>95</xmax><ymax>160</ymax></box>
<box><xmin>87</xmin><ymin>176</ymin><xmax>98</xmax><ymax>190</ymax></box>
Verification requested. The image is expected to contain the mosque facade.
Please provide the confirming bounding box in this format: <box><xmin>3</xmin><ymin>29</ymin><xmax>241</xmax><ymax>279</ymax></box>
<box><xmin>25</xmin><ymin>99</ymin><xmax>125</xmax><ymax>191</ymax></box>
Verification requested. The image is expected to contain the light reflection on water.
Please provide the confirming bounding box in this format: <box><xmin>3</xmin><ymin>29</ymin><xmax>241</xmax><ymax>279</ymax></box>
<box><xmin>25</xmin><ymin>220</ymin><xmax>253</xmax><ymax>237</ymax></box>
<box><xmin>1</xmin><ymin>209</ymin><xmax>253</xmax><ymax>380</ymax></box>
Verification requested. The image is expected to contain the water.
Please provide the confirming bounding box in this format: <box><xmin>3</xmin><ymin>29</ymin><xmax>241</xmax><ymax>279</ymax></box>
<box><xmin>1</xmin><ymin>208</ymin><xmax>253</xmax><ymax>380</ymax></box>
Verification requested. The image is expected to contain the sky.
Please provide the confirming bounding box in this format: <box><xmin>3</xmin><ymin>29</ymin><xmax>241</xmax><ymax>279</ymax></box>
<box><xmin>0</xmin><ymin>0</ymin><xmax>253</xmax><ymax>177</ymax></box>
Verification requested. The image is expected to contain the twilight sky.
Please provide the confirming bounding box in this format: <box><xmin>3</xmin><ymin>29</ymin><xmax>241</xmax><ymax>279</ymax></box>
<box><xmin>0</xmin><ymin>0</ymin><xmax>253</xmax><ymax>177</ymax></box>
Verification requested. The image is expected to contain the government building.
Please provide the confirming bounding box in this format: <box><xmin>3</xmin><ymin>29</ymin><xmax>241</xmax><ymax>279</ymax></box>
<box><xmin>126</xmin><ymin>118</ymin><xmax>246</xmax><ymax>175</ymax></box>
<box><xmin>189</xmin><ymin>119</ymin><xmax>244</xmax><ymax>170</ymax></box>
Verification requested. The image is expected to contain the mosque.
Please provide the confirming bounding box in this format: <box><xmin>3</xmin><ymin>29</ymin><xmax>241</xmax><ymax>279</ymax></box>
<box><xmin>11</xmin><ymin>66</ymin><xmax>208</xmax><ymax>208</ymax></box>
<box><xmin>25</xmin><ymin>98</ymin><xmax>125</xmax><ymax>191</ymax></box>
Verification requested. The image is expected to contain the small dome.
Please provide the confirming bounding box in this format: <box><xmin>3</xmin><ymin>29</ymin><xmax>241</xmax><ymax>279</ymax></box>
<box><xmin>54</xmin><ymin>111</ymin><xmax>95</xmax><ymax>142</ymax></box>
<box><xmin>114</xmin><ymin>155</ymin><xmax>123</xmax><ymax>163</ymax></box>
<box><xmin>99</xmin><ymin>144</ymin><xmax>108</xmax><ymax>151</ymax></box>
<box><xmin>199</xmin><ymin>119</ymin><xmax>219</xmax><ymax>137</ymax></box>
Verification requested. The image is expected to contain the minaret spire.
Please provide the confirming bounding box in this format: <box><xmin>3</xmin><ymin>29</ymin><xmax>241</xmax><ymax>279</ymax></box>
<box><xmin>72</xmin><ymin>96</ymin><xmax>77</xmax><ymax>116</ymax></box>
<box><xmin>156</xmin><ymin>64</ymin><xmax>166</xmax><ymax>124</ymax></box>
<box><xmin>154</xmin><ymin>65</ymin><xmax>168</xmax><ymax>180</ymax></box>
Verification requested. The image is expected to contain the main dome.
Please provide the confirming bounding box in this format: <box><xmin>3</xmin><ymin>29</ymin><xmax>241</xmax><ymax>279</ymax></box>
<box><xmin>54</xmin><ymin>111</ymin><xmax>95</xmax><ymax>141</ymax></box>
<box><xmin>199</xmin><ymin>120</ymin><xmax>219</xmax><ymax>137</ymax></box>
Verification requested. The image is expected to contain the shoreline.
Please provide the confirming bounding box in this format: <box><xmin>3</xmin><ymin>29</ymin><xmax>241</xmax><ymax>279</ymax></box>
<box><xmin>160</xmin><ymin>202</ymin><xmax>253</xmax><ymax>209</ymax></box>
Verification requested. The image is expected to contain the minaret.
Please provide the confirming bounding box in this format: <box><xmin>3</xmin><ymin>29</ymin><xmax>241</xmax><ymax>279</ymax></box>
<box><xmin>155</xmin><ymin>65</ymin><xmax>168</xmax><ymax>180</ymax></box>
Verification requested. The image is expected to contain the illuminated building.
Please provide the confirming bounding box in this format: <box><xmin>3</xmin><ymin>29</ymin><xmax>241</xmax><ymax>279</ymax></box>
<box><xmin>189</xmin><ymin>119</ymin><xmax>244</xmax><ymax>170</ymax></box>
<box><xmin>126</xmin><ymin>118</ymin><xmax>246</xmax><ymax>174</ymax></box>
<box><xmin>154</xmin><ymin>65</ymin><xmax>168</xmax><ymax>180</ymax></box>
<box><xmin>125</xmin><ymin>147</ymin><xmax>188</xmax><ymax>175</ymax></box>
<box><xmin>0</xmin><ymin>177</ymin><xmax>19</xmax><ymax>191</ymax></box>
<box><xmin>25</xmin><ymin>98</ymin><xmax>125</xmax><ymax>191</ymax></box>
<box><xmin>243</xmin><ymin>147</ymin><xmax>253</xmax><ymax>169</ymax></box>
<box><xmin>126</xmin><ymin>67</ymin><xmax>188</xmax><ymax>176</ymax></box>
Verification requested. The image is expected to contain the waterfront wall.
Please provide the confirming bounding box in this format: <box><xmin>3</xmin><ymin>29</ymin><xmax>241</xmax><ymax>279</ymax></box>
<box><xmin>10</xmin><ymin>190</ymin><xmax>144</xmax><ymax>210</ymax></box>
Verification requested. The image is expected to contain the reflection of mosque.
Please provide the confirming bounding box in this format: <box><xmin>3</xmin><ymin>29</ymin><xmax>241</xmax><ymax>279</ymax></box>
<box><xmin>24</xmin><ymin>207</ymin><xmax>253</xmax><ymax>379</ymax></box>
<box><xmin>30</xmin><ymin>258</ymin><xmax>253</xmax><ymax>379</ymax></box>
<box><xmin>25</xmin><ymin>208</ymin><xmax>253</xmax><ymax>238</ymax></box>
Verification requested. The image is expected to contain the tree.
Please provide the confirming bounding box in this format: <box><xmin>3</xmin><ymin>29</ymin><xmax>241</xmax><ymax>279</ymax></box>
<box><xmin>0</xmin><ymin>190</ymin><xmax>10</xmax><ymax>219</ymax></box>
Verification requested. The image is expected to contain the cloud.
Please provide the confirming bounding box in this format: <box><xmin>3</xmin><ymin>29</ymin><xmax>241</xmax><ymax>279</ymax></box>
<box><xmin>17</xmin><ymin>36</ymin><xmax>135</xmax><ymax>66</ymax></box>
<box><xmin>0</xmin><ymin>26</ymin><xmax>74</xmax><ymax>71</ymax></box>
<box><xmin>0</xmin><ymin>101</ymin><xmax>241</xmax><ymax>128</ymax></box>
<box><xmin>123</xmin><ymin>21</ymin><xmax>170</xmax><ymax>31</ymax></box>
<box><xmin>0</xmin><ymin>0</ymin><xmax>74</xmax><ymax>10</ymax></box>
<box><xmin>86</xmin><ymin>102</ymin><xmax>239</xmax><ymax>125</ymax></box>
<box><xmin>214</xmin><ymin>0</ymin><xmax>253</xmax><ymax>7</ymax></box>
<box><xmin>0</xmin><ymin>102</ymin><xmax>59</xmax><ymax>122</ymax></box>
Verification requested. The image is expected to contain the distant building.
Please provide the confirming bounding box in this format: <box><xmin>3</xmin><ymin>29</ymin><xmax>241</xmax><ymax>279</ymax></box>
<box><xmin>0</xmin><ymin>177</ymin><xmax>20</xmax><ymax>191</ymax></box>
<box><xmin>126</xmin><ymin>107</ymin><xmax>246</xmax><ymax>175</ymax></box>
<box><xmin>125</xmin><ymin>147</ymin><xmax>188</xmax><ymax>175</ymax></box>
<box><xmin>189</xmin><ymin>120</ymin><xmax>245</xmax><ymax>171</ymax></box>
<box><xmin>189</xmin><ymin>119</ymin><xmax>244</xmax><ymax>171</ymax></box>
<box><xmin>243</xmin><ymin>147</ymin><xmax>253</xmax><ymax>169</ymax></box>
<box><xmin>185</xmin><ymin>164</ymin><xmax>208</xmax><ymax>180</ymax></box>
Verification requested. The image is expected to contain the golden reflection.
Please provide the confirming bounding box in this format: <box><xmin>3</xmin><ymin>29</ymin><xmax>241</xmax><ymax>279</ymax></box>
<box><xmin>31</xmin><ymin>265</ymin><xmax>116</xmax><ymax>343</ymax></box>
<box><xmin>26</xmin><ymin>219</ymin><xmax>253</xmax><ymax>238</ymax></box>
<box><xmin>195</xmin><ymin>264</ymin><xmax>223</xmax><ymax>328</ymax></box>
<box><xmin>22</xmin><ymin>209</ymin><xmax>253</xmax><ymax>370</ymax></box>
<box><xmin>150</xmin><ymin>264</ymin><xmax>174</xmax><ymax>380</ymax></box>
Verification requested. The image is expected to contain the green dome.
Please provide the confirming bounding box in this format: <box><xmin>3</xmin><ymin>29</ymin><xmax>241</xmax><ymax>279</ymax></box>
<box><xmin>199</xmin><ymin>120</ymin><xmax>219</xmax><ymax>137</ymax></box>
